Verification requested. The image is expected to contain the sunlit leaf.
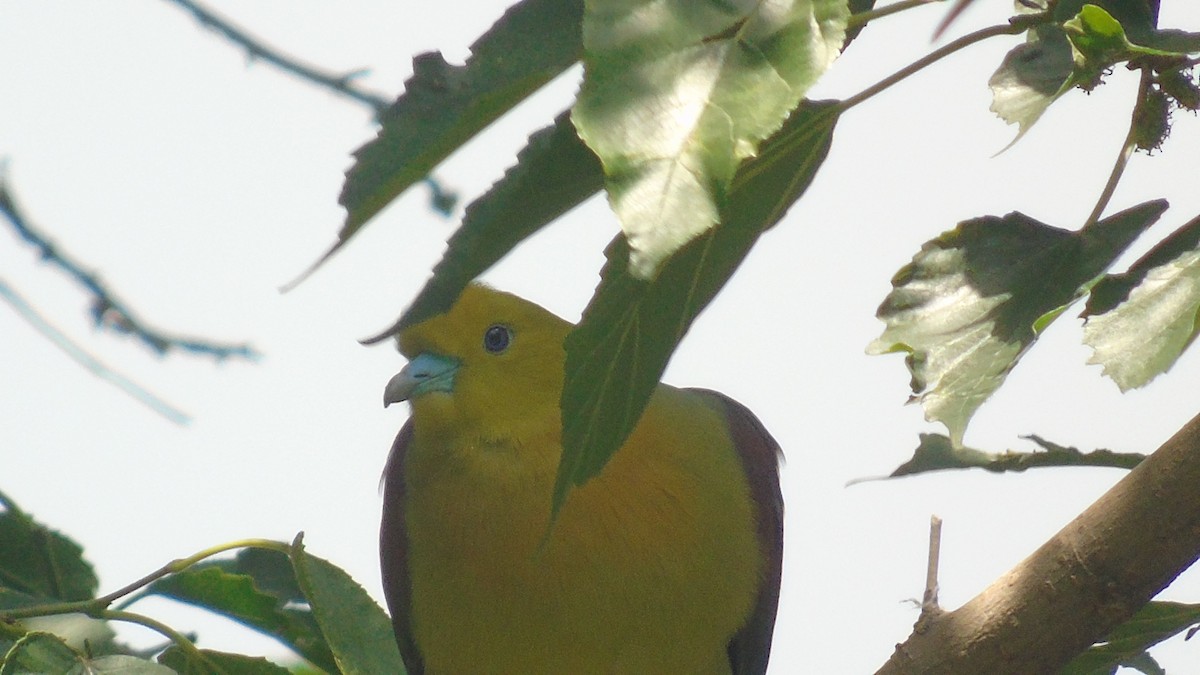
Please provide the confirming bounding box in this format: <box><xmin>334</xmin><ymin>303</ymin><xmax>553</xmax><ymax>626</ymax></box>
<box><xmin>573</xmin><ymin>0</ymin><xmax>847</xmax><ymax>279</ymax></box>
<box><xmin>1083</xmin><ymin>214</ymin><xmax>1200</xmax><ymax>390</ymax></box>
<box><xmin>868</xmin><ymin>201</ymin><xmax>1166</xmax><ymax>444</ymax></box>
<box><xmin>556</xmin><ymin>100</ymin><xmax>840</xmax><ymax>511</ymax></box>
<box><xmin>988</xmin><ymin>24</ymin><xmax>1074</xmax><ymax>142</ymax></box>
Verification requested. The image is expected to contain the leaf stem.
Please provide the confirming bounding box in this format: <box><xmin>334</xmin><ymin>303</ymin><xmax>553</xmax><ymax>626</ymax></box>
<box><xmin>0</xmin><ymin>538</ymin><xmax>290</xmax><ymax>621</ymax></box>
<box><xmin>1083</xmin><ymin>69</ymin><xmax>1151</xmax><ymax>228</ymax></box>
<box><xmin>848</xmin><ymin>0</ymin><xmax>943</xmax><ymax>30</ymax></box>
<box><xmin>102</xmin><ymin>609</ymin><xmax>207</xmax><ymax>660</ymax></box>
<box><xmin>839</xmin><ymin>17</ymin><xmax>1036</xmax><ymax>113</ymax></box>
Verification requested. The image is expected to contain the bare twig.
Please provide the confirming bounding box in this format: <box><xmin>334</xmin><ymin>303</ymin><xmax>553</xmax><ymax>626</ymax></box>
<box><xmin>923</xmin><ymin>515</ymin><xmax>943</xmax><ymax>614</ymax></box>
<box><xmin>838</xmin><ymin>17</ymin><xmax>1033</xmax><ymax>113</ymax></box>
<box><xmin>0</xmin><ymin>173</ymin><xmax>258</xmax><ymax>362</ymax></box>
<box><xmin>161</xmin><ymin>0</ymin><xmax>391</xmax><ymax>116</ymax></box>
<box><xmin>0</xmin><ymin>277</ymin><xmax>190</xmax><ymax>425</ymax></box>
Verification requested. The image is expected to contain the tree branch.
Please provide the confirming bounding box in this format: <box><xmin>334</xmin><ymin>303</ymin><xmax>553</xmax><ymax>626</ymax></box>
<box><xmin>0</xmin><ymin>277</ymin><xmax>190</xmax><ymax>424</ymax></box>
<box><xmin>160</xmin><ymin>0</ymin><xmax>391</xmax><ymax>115</ymax></box>
<box><xmin>876</xmin><ymin>410</ymin><xmax>1200</xmax><ymax>673</ymax></box>
<box><xmin>0</xmin><ymin>172</ymin><xmax>258</xmax><ymax>362</ymax></box>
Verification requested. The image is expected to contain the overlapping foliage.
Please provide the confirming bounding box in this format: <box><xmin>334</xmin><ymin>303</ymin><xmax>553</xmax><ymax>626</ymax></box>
<box><xmin>5</xmin><ymin>0</ymin><xmax>1200</xmax><ymax>672</ymax></box>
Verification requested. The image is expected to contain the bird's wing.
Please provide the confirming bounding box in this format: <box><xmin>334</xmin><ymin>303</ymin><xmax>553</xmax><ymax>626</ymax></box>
<box><xmin>380</xmin><ymin>420</ymin><xmax>425</xmax><ymax>675</ymax></box>
<box><xmin>689</xmin><ymin>388</ymin><xmax>785</xmax><ymax>675</ymax></box>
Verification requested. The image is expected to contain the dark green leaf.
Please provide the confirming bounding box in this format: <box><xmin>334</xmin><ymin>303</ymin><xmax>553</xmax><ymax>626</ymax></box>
<box><xmin>1143</xmin><ymin>30</ymin><xmax>1200</xmax><ymax>54</ymax></box>
<box><xmin>868</xmin><ymin>201</ymin><xmax>1167</xmax><ymax>444</ymax></box>
<box><xmin>332</xmin><ymin>0</ymin><xmax>584</xmax><ymax>265</ymax></box>
<box><xmin>556</xmin><ymin>100</ymin><xmax>840</xmax><ymax>511</ymax></box>
<box><xmin>1083</xmin><ymin>213</ymin><xmax>1200</xmax><ymax>390</ymax></box>
<box><xmin>159</xmin><ymin>647</ymin><xmax>291</xmax><ymax>675</ymax></box>
<box><xmin>144</xmin><ymin>548</ymin><xmax>335</xmax><ymax>673</ymax></box>
<box><xmin>863</xmin><ymin>433</ymin><xmax>1143</xmax><ymax>481</ymax></box>
<box><xmin>573</xmin><ymin>0</ymin><xmax>847</xmax><ymax>278</ymax></box>
<box><xmin>1061</xmin><ymin>601</ymin><xmax>1200</xmax><ymax>675</ymax></box>
<box><xmin>289</xmin><ymin>537</ymin><xmax>405</xmax><ymax>675</ymax></box>
<box><xmin>0</xmin><ymin>501</ymin><xmax>97</xmax><ymax>602</ymax></box>
<box><xmin>366</xmin><ymin>110</ymin><xmax>604</xmax><ymax>341</ymax></box>
<box><xmin>844</xmin><ymin>0</ymin><xmax>877</xmax><ymax>45</ymax></box>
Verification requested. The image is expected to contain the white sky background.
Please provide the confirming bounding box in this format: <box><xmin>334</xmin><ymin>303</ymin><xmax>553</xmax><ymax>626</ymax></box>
<box><xmin>2</xmin><ymin>1</ymin><xmax>1200</xmax><ymax>672</ymax></box>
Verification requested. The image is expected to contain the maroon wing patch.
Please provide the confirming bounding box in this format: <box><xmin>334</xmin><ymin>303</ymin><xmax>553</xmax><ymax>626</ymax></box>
<box><xmin>689</xmin><ymin>388</ymin><xmax>785</xmax><ymax>675</ymax></box>
<box><xmin>380</xmin><ymin>421</ymin><xmax>424</xmax><ymax>674</ymax></box>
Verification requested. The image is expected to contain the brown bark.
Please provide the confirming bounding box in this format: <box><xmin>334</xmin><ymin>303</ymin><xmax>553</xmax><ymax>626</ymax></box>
<box><xmin>877</xmin><ymin>411</ymin><xmax>1200</xmax><ymax>674</ymax></box>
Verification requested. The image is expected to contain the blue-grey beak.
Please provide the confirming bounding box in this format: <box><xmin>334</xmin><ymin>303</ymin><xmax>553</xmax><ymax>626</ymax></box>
<box><xmin>383</xmin><ymin>353</ymin><xmax>459</xmax><ymax>407</ymax></box>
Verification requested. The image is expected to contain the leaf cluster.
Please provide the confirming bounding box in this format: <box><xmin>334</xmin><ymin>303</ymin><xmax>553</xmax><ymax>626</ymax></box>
<box><xmin>0</xmin><ymin>492</ymin><xmax>404</xmax><ymax>674</ymax></box>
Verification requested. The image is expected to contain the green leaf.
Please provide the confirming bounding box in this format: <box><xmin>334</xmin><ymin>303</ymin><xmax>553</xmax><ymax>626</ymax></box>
<box><xmin>1061</xmin><ymin>601</ymin><xmax>1200</xmax><ymax>675</ymax></box>
<box><xmin>365</xmin><ymin>110</ymin><xmax>604</xmax><ymax>341</ymax></box>
<box><xmin>1064</xmin><ymin>4</ymin><xmax>1132</xmax><ymax>64</ymax></box>
<box><xmin>144</xmin><ymin>548</ymin><xmax>335</xmax><ymax>673</ymax></box>
<box><xmin>0</xmin><ymin>632</ymin><xmax>161</xmax><ymax>675</ymax></box>
<box><xmin>159</xmin><ymin>647</ymin><xmax>291</xmax><ymax>675</ymax></box>
<box><xmin>572</xmin><ymin>0</ymin><xmax>847</xmax><ymax>279</ymax></box>
<box><xmin>868</xmin><ymin>201</ymin><xmax>1167</xmax><ymax>444</ymax></box>
<box><xmin>990</xmin><ymin>2</ymin><xmax>1198</xmax><ymax>145</ymax></box>
<box><xmin>1082</xmin><ymin>214</ymin><xmax>1200</xmax><ymax>390</ymax></box>
<box><xmin>863</xmin><ymin>433</ymin><xmax>1144</xmax><ymax>481</ymax></box>
<box><xmin>289</xmin><ymin>536</ymin><xmax>405</xmax><ymax>675</ymax></box>
<box><xmin>556</xmin><ymin>100</ymin><xmax>839</xmax><ymax>511</ymax></box>
<box><xmin>1</xmin><ymin>632</ymin><xmax>79</xmax><ymax>675</ymax></box>
<box><xmin>0</xmin><ymin>500</ymin><xmax>97</xmax><ymax>602</ymax></box>
<box><xmin>1062</xmin><ymin>5</ymin><xmax>1179</xmax><ymax>84</ymax></box>
<box><xmin>1052</xmin><ymin>1</ymin><xmax>1152</xmax><ymax>38</ymax></box>
<box><xmin>332</xmin><ymin>0</ymin><xmax>583</xmax><ymax>266</ymax></box>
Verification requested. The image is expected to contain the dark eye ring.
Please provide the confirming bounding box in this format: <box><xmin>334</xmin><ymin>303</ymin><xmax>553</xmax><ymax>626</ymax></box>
<box><xmin>483</xmin><ymin>324</ymin><xmax>512</xmax><ymax>354</ymax></box>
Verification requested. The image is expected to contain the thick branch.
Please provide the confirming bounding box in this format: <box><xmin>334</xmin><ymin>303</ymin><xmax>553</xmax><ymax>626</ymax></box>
<box><xmin>877</xmin><ymin>410</ymin><xmax>1200</xmax><ymax>674</ymax></box>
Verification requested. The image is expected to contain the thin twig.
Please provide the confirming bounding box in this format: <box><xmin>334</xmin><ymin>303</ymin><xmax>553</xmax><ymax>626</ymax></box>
<box><xmin>0</xmin><ymin>174</ymin><xmax>258</xmax><ymax>362</ymax></box>
<box><xmin>1083</xmin><ymin>68</ymin><xmax>1152</xmax><ymax>229</ymax></box>
<box><xmin>848</xmin><ymin>0</ymin><xmax>943</xmax><ymax>31</ymax></box>
<box><xmin>839</xmin><ymin>16</ymin><xmax>1037</xmax><ymax>113</ymax></box>
<box><xmin>161</xmin><ymin>0</ymin><xmax>391</xmax><ymax>116</ymax></box>
<box><xmin>0</xmin><ymin>277</ymin><xmax>190</xmax><ymax>425</ymax></box>
<box><xmin>0</xmin><ymin>538</ymin><xmax>291</xmax><ymax>622</ymax></box>
<box><xmin>101</xmin><ymin>609</ymin><xmax>207</xmax><ymax>661</ymax></box>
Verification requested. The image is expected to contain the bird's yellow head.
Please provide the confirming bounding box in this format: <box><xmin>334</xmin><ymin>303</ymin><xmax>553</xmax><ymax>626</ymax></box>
<box><xmin>384</xmin><ymin>284</ymin><xmax>571</xmax><ymax>442</ymax></box>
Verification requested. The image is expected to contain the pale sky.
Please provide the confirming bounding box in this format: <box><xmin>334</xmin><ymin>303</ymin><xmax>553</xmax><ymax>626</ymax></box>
<box><xmin>3</xmin><ymin>1</ymin><xmax>1200</xmax><ymax>672</ymax></box>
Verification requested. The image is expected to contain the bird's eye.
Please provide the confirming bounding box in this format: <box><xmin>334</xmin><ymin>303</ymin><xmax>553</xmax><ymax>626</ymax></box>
<box><xmin>483</xmin><ymin>324</ymin><xmax>512</xmax><ymax>354</ymax></box>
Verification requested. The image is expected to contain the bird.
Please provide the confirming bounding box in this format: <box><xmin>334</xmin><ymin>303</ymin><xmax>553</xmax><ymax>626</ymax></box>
<box><xmin>380</xmin><ymin>283</ymin><xmax>784</xmax><ymax>675</ymax></box>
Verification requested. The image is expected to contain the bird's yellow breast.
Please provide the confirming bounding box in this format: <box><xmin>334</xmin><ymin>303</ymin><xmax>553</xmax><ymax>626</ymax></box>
<box><xmin>402</xmin><ymin>384</ymin><xmax>761</xmax><ymax>675</ymax></box>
